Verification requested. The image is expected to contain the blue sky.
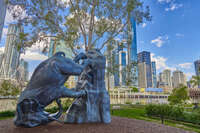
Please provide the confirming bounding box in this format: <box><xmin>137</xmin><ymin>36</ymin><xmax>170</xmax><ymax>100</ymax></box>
<box><xmin>0</xmin><ymin>0</ymin><xmax>199</xmax><ymax>80</ymax></box>
<box><xmin>136</xmin><ymin>0</ymin><xmax>200</xmax><ymax>79</ymax></box>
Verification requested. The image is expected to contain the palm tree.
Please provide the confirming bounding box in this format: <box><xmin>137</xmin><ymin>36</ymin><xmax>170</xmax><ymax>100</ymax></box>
<box><xmin>190</xmin><ymin>75</ymin><xmax>200</xmax><ymax>88</ymax></box>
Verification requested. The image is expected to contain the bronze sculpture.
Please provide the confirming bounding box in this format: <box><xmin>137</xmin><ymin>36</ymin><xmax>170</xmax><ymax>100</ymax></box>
<box><xmin>14</xmin><ymin>50</ymin><xmax>111</xmax><ymax>128</ymax></box>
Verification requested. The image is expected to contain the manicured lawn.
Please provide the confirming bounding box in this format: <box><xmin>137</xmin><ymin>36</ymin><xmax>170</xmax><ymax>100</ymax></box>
<box><xmin>112</xmin><ymin>106</ymin><xmax>200</xmax><ymax>133</ymax></box>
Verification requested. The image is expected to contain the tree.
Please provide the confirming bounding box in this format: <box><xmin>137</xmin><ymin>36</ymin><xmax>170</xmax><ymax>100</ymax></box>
<box><xmin>131</xmin><ymin>86</ymin><xmax>138</xmax><ymax>92</ymax></box>
<box><xmin>7</xmin><ymin>0</ymin><xmax>151</xmax><ymax>54</ymax></box>
<box><xmin>126</xmin><ymin>61</ymin><xmax>138</xmax><ymax>86</ymax></box>
<box><xmin>168</xmin><ymin>85</ymin><xmax>189</xmax><ymax>105</ymax></box>
<box><xmin>105</xmin><ymin>41</ymin><xmax>120</xmax><ymax>91</ymax></box>
<box><xmin>190</xmin><ymin>75</ymin><xmax>200</xmax><ymax>88</ymax></box>
<box><xmin>0</xmin><ymin>80</ymin><xmax>20</xmax><ymax>96</ymax></box>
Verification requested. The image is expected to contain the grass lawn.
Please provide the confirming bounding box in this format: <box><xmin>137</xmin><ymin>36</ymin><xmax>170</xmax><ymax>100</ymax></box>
<box><xmin>112</xmin><ymin>106</ymin><xmax>200</xmax><ymax>133</ymax></box>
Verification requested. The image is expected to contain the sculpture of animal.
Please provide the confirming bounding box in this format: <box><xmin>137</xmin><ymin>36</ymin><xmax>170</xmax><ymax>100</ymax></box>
<box><xmin>14</xmin><ymin>52</ymin><xmax>91</xmax><ymax>127</ymax></box>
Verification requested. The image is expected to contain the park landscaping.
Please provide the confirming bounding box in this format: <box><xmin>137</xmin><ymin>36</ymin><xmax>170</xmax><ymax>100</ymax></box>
<box><xmin>0</xmin><ymin>104</ymin><xmax>199</xmax><ymax>132</ymax></box>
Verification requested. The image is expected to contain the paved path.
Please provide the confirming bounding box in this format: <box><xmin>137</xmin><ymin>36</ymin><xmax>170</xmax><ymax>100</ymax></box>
<box><xmin>0</xmin><ymin>117</ymin><xmax>194</xmax><ymax>133</ymax></box>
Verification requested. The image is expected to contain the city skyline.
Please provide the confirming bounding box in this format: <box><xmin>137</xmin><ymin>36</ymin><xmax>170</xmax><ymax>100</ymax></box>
<box><xmin>0</xmin><ymin>0</ymin><xmax>199</xmax><ymax>80</ymax></box>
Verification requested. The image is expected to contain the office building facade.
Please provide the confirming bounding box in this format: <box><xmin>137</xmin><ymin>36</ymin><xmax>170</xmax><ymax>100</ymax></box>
<box><xmin>172</xmin><ymin>70</ymin><xmax>187</xmax><ymax>88</ymax></box>
<box><xmin>151</xmin><ymin>61</ymin><xmax>157</xmax><ymax>88</ymax></box>
<box><xmin>194</xmin><ymin>60</ymin><xmax>200</xmax><ymax>76</ymax></box>
<box><xmin>17</xmin><ymin>59</ymin><xmax>29</xmax><ymax>81</ymax></box>
<box><xmin>119</xmin><ymin>50</ymin><xmax>127</xmax><ymax>86</ymax></box>
<box><xmin>48</xmin><ymin>39</ymin><xmax>73</xmax><ymax>59</ymax></box>
<box><xmin>194</xmin><ymin>59</ymin><xmax>200</xmax><ymax>88</ymax></box>
<box><xmin>138</xmin><ymin>62</ymin><xmax>147</xmax><ymax>88</ymax></box>
<box><xmin>0</xmin><ymin>0</ymin><xmax>7</xmax><ymax>42</ymax></box>
<box><xmin>138</xmin><ymin>51</ymin><xmax>152</xmax><ymax>88</ymax></box>
<box><xmin>162</xmin><ymin>69</ymin><xmax>173</xmax><ymax>88</ymax></box>
<box><xmin>0</xmin><ymin>24</ymin><xmax>22</xmax><ymax>79</ymax></box>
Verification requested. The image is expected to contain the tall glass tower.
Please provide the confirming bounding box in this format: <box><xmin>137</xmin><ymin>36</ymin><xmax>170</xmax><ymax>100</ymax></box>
<box><xmin>151</xmin><ymin>62</ymin><xmax>157</xmax><ymax>88</ymax></box>
<box><xmin>127</xmin><ymin>17</ymin><xmax>138</xmax><ymax>87</ymax></box>
<box><xmin>130</xmin><ymin>17</ymin><xmax>138</xmax><ymax>62</ymax></box>
<box><xmin>0</xmin><ymin>0</ymin><xmax>7</xmax><ymax>42</ymax></box>
<box><xmin>0</xmin><ymin>24</ymin><xmax>22</xmax><ymax>79</ymax></box>
<box><xmin>48</xmin><ymin>39</ymin><xmax>73</xmax><ymax>59</ymax></box>
<box><xmin>194</xmin><ymin>59</ymin><xmax>200</xmax><ymax>88</ymax></box>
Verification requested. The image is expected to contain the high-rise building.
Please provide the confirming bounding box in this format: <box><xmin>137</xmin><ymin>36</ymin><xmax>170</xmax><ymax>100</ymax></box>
<box><xmin>162</xmin><ymin>69</ymin><xmax>173</xmax><ymax>88</ymax></box>
<box><xmin>17</xmin><ymin>59</ymin><xmax>29</xmax><ymax>81</ymax></box>
<box><xmin>194</xmin><ymin>59</ymin><xmax>200</xmax><ymax>88</ymax></box>
<box><xmin>0</xmin><ymin>0</ymin><xmax>7</xmax><ymax>42</ymax></box>
<box><xmin>138</xmin><ymin>51</ymin><xmax>152</xmax><ymax>87</ymax></box>
<box><xmin>126</xmin><ymin>17</ymin><xmax>138</xmax><ymax>87</ymax></box>
<box><xmin>0</xmin><ymin>24</ymin><xmax>22</xmax><ymax>79</ymax></box>
<box><xmin>48</xmin><ymin>39</ymin><xmax>73</xmax><ymax>59</ymax></box>
<box><xmin>119</xmin><ymin>50</ymin><xmax>127</xmax><ymax>86</ymax></box>
<box><xmin>138</xmin><ymin>62</ymin><xmax>147</xmax><ymax>88</ymax></box>
<box><xmin>151</xmin><ymin>62</ymin><xmax>157</xmax><ymax>88</ymax></box>
<box><xmin>172</xmin><ymin>70</ymin><xmax>187</xmax><ymax>88</ymax></box>
<box><xmin>194</xmin><ymin>60</ymin><xmax>200</xmax><ymax>76</ymax></box>
<box><xmin>0</xmin><ymin>52</ymin><xmax>4</xmax><ymax>68</ymax></box>
<box><xmin>130</xmin><ymin>17</ymin><xmax>138</xmax><ymax>63</ymax></box>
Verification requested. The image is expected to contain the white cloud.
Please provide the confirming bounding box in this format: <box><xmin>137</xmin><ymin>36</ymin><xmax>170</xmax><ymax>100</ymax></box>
<box><xmin>185</xmin><ymin>72</ymin><xmax>194</xmax><ymax>80</ymax></box>
<box><xmin>20</xmin><ymin>38</ymin><xmax>50</xmax><ymax>61</ymax></box>
<box><xmin>151</xmin><ymin>35</ymin><xmax>168</xmax><ymax>47</ymax></box>
<box><xmin>175</xmin><ymin>33</ymin><xmax>184</xmax><ymax>37</ymax></box>
<box><xmin>157</xmin><ymin>0</ymin><xmax>183</xmax><ymax>12</ymax></box>
<box><xmin>178</xmin><ymin>63</ymin><xmax>192</xmax><ymax>69</ymax></box>
<box><xmin>21</xmin><ymin>50</ymin><xmax>48</xmax><ymax>61</ymax></box>
<box><xmin>142</xmin><ymin>23</ymin><xmax>147</xmax><ymax>28</ymax></box>
<box><xmin>151</xmin><ymin>53</ymin><xmax>176</xmax><ymax>72</ymax></box>
<box><xmin>158</xmin><ymin>0</ymin><xmax>172</xmax><ymax>3</ymax></box>
<box><xmin>0</xmin><ymin>47</ymin><xmax>5</xmax><ymax>53</ymax></box>
<box><xmin>165</xmin><ymin>3</ymin><xmax>183</xmax><ymax>11</ymax></box>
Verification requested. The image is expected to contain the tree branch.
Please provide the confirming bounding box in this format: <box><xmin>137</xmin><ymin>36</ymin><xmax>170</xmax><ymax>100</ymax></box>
<box><xmin>69</xmin><ymin>0</ymin><xmax>87</xmax><ymax>50</ymax></box>
<box><xmin>99</xmin><ymin>20</ymin><xmax>129</xmax><ymax>50</ymax></box>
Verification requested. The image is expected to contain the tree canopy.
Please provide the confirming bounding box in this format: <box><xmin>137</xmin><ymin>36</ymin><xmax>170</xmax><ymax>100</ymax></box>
<box><xmin>168</xmin><ymin>85</ymin><xmax>189</xmax><ymax>105</ymax></box>
<box><xmin>0</xmin><ymin>80</ymin><xmax>20</xmax><ymax>96</ymax></box>
<box><xmin>7</xmin><ymin>0</ymin><xmax>151</xmax><ymax>54</ymax></box>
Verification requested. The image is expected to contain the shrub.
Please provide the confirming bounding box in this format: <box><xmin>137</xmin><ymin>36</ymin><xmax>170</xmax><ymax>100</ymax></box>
<box><xmin>183</xmin><ymin>112</ymin><xmax>200</xmax><ymax>125</ymax></box>
<box><xmin>145</xmin><ymin>104</ymin><xmax>184</xmax><ymax>124</ymax></box>
<box><xmin>0</xmin><ymin>111</ymin><xmax>15</xmax><ymax>118</ymax></box>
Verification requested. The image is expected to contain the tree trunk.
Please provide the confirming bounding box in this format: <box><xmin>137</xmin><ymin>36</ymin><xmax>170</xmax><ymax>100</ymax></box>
<box><xmin>161</xmin><ymin>116</ymin><xmax>164</xmax><ymax>124</ymax></box>
<box><xmin>107</xmin><ymin>73</ymin><xmax>110</xmax><ymax>92</ymax></box>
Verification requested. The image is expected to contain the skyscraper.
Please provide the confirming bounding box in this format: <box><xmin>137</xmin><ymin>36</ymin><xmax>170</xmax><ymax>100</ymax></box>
<box><xmin>162</xmin><ymin>69</ymin><xmax>173</xmax><ymax>88</ymax></box>
<box><xmin>126</xmin><ymin>17</ymin><xmax>138</xmax><ymax>87</ymax></box>
<box><xmin>151</xmin><ymin>62</ymin><xmax>157</xmax><ymax>88</ymax></box>
<box><xmin>17</xmin><ymin>59</ymin><xmax>29</xmax><ymax>81</ymax></box>
<box><xmin>48</xmin><ymin>39</ymin><xmax>73</xmax><ymax>59</ymax></box>
<box><xmin>130</xmin><ymin>17</ymin><xmax>138</xmax><ymax>63</ymax></box>
<box><xmin>0</xmin><ymin>24</ymin><xmax>22</xmax><ymax>79</ymax></box>
<box><xmin>194</xmin><ymin>59</ymin><xmax>200</xmax><ymax>76</ymax></box>
<box><xmin>0</xmin><ymin>0</ymin><xmax>7</xmax><ymax>42</ymax></box>
<box><xmin>119</xmin><ymin>50</ymin><xmax>127</xmax><ymax>86</ymax></box>
<box><xmin>172</xmin><ymin>70</ymin><xmax>187</xmax><ymax>88</ymax></box>
<box><xmin>138</xmin><ymin>51</ymin><xmax>152</xmax><ymax>88</ymax></box>
<box><xmin>138</xmin><ymin>62</ymin><xmax>147</xmax><ymax>88</ymax></box>
<box><xmin>194</xmin><ymin>59</ymin><xmax>200</xmax><ymax>88</ymax></box>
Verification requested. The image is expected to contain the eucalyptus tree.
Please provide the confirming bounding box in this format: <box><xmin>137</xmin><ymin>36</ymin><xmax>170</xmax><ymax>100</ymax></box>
<box><xmin>7</xmin><ymin>0</ymin><xmax>151</xmax><ymax>54</ymax></box>
<box><xmin>190</xmin><ymin>75</ymin><xmax>200</xmax><ymax>88</ymax></box>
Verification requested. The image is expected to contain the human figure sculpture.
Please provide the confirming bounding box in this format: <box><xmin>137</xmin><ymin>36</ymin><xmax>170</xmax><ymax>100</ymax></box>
<box><xmin>14</xmin><ymin>52</ymin><xmax>91</xmax><ymax>128</ymax></box>
<box><xmin>64</xmin><ymin>49</ymin><xmax>111</xmax><ymax>124</ymax></box>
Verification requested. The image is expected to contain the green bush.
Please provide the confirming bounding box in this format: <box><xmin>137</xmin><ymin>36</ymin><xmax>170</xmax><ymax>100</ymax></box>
<box><xmin>169</xmin><ymin>106</ymin><xmax>184</xmax><ymax>121</ymax></box>
<box><xmin>183</xmin><ymin>112</ymin><xmax>200</xmax><ymax>125</ymax></box>
<box><xmin>145</xmin><ymin>104</ymin><xmax>200</xmax><ymax>125</ymax></box>
<box><xmin>145</xmin><ymin>104</ymin><xmax>184</xmax><ymax>124</ymax></box>
<box><xmin>0</xmin><ymin>111</ymin><xmax>15</xmax><ymax>118</ymax></box>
